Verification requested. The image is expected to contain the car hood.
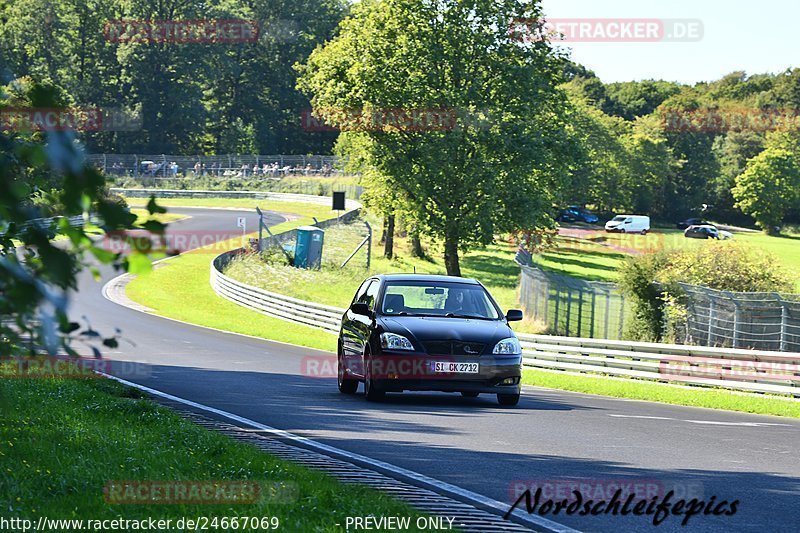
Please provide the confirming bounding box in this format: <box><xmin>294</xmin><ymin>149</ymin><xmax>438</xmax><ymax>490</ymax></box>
<box><xmin>378</xmin><ymin>316</ymin><xmax>513</xmax><ymax>344</ymax></box>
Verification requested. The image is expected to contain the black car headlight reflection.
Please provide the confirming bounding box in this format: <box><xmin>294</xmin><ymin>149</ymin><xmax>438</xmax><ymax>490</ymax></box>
<box><xmin>492</xmin><ymin>336</ymin><xmax>521</xmax><ymax>355</ymax></box>
<box><xmin>380</xmin><ymin>332</ymin><xmax>414</xmax><ymax>351</ymax></box>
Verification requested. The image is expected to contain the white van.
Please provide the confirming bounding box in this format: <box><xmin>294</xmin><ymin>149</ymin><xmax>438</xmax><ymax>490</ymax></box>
<box><xmin>605</xmin><ymin>215</ymin><xmax>650</xmax><ymax>234</ymax></box>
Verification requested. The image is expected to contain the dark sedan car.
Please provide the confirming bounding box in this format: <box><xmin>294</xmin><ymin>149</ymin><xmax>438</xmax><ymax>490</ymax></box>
<box><xmin>558</xmin><ymin>206</ymin><xmax>599</xmax><ymax>224</ymax></box>
<box><xmin>676</xmin><ymin>217</ymin><xmax>712</xmax><ymax>230</ymax></box>
<box><xmin>338</xmin><ymin>274</ymin><xmax>524</xmax><ymax>406</ymax></box>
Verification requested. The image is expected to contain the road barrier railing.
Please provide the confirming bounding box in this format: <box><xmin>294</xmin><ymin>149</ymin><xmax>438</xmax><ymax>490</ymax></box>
<box><xmin>210</xmin><ymin>257</ymin><xmax>342</xmax><ymax>334</ymax></box>
<box><xmin>517</xmin><ymin>333</ymin><xmax>800</xmax><ymax>396</ymax></box>
<box><xmin>206</xmin><ymin>200</ymin><xmax>799</xmax><ymax>396</ymax></box>
<box><xmin>112</xmin><ymin>188</ymin><xmax>361</xmax><ymax>208</ymax></box>
<box><xmin>210</xmin><ymin>199</ymin><xmax>361</xmax><ymax>335</ymax></box>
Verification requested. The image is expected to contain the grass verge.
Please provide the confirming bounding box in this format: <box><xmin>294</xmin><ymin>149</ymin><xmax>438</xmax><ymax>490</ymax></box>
<box><xmin>125</xmin><ymin>200</ymin><xmax>342</xmax><ymax>352</ymax></box>
<box><xmin>523</xmin><ymin>368</ymin><xmax>800</xmax><ymax>418</ymax></box>
<box><xmin>125</xmin><ymin>197</ymin><xmax>345</xmax><ymax>222</ymax></box>
<box><xmin>0</xmin><ymin>375</ymin><xmax>426</xmax><ymax>528</ymax></box>
<box><xmin>124</xmin><ymin>198</ymin><xmax>799</xmax><ymax>418</ymax></box>
<box><xmin>537</xmin><ymin>225</ymin><xmax>800</xmax><ymax>289</ymax></box>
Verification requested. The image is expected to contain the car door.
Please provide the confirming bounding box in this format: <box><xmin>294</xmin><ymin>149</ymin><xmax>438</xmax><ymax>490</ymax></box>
<box><xmin>622</xmin><ymin>217</ymin><xmax>633</xmax><ymax>232</ymax></box>
<box><xmin>341</xmin><ymin>279</ymin><xmax>373</xmax><ymax>367</ymax></box>
<box><xmin>354</xmin><ymin>280</ymin><xmax>382</xmax><ymax>374</ymax></box>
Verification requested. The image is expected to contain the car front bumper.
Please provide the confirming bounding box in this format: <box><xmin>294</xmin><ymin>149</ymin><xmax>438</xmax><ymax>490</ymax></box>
<box><xmin>371</xmin><ymin>352</ymin><xmax>522</xmax><ymax>394</ymax></box>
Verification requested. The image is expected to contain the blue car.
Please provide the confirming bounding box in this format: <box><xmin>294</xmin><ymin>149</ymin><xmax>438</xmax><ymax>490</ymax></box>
<box><xmin>558</xmin><ymin>206</ymin><xmax>599</xmax><ymax>224</ymax></box>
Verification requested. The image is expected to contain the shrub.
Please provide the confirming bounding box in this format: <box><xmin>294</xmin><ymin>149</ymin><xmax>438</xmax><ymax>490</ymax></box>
<box><xmin>619</xmin><ymin>242</ymin><xmax>792</xmax><ymax>342</ymax></box>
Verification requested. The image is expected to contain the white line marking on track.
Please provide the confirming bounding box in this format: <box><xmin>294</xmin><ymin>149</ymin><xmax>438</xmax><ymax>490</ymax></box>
<box><xmin>99</xmin><ymin>372</ymin><xmax>580</xmax><ymax>533</ymax></box>
<box><xmin>608</xmin><ymin>414</ymin><xmax>675</xmax><ymax>420</ymax></box>
<box><xmin>608</xmin><ymin>414</ymin><xmax>794</xmax><ymax>428</ymax></box>
<box><xmin>684</xmin><ymin>420</ymin><xmax>793</xmax><ymax>427</ymax></box>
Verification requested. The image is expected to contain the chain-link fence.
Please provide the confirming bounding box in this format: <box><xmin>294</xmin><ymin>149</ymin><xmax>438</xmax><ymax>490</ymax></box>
<box><xmin>88</xmin><ymin>153</ymin><xmax>363</xmax><ymax>198</ymax></box>
<box><xmin>679</xmin><ymin>284</ymin><xmax>800</xmax><ymax>351</ymax></box>
<box><xmin>518</xmin><ymin>263</ymin><xmax>628</xmax><ymax>339</ymax></box>
<box><xmin>87</xmin><ymin>154</ymin><xmax>348</xmax><ymax>178</ymax></box>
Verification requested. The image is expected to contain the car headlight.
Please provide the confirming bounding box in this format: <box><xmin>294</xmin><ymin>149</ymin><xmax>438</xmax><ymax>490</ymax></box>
<box><xmin>493</xmin><ymin>337</ymin><xmax>521</xmax><ymax>355</ymax></box>
<box><xmin>380</xmin><ymin>332</ymin><xmax>414</xmax><ymax>351</ymax></box>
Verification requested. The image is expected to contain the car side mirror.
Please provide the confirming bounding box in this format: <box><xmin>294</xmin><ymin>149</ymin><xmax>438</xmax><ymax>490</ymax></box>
<box><xmin>506</xmin><ymin>309</ymin><xmax>523</xmax><ymax>322</ymax></box>
<box><xmin>350</xmin><ymin>302</ymin><xmax>371</xmax><ymax>316</ymax></box>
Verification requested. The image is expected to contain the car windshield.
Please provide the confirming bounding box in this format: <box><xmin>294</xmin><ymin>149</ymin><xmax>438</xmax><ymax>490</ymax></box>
<box><xmin>380</xmin><ymin>281</ymin><xmax>500</xmax><ymax>319</ymax></box>
<box><xmin>612</xmin><ymin>215</ymin><xmax>627</xmax><ymax>221</ymax></box>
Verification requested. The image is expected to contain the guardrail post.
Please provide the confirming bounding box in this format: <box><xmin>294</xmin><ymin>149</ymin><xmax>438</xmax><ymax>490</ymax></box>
<box><xmin>365</xmin><ymin>221</ymin><xmax>372</xmax><ymax>270</ymax></box>
<box><xmin>553</xmin><ymin>285</ymin><xmax>560</xmax><ymax>334</ymax></box>
<box><xmin>726</xmin><ymin>291</ymin><xmax>740</xmax><ymax>349</ymax></box>
<box><xmin>565</xmin><ymin>288</ymin><xmax>572</xmax><ymax>336</ymax></box>
<box><xmin>707</xmin><ymin>298</ymin><xmax>715</xmax><ymax>346</ymax></box>
<box><xmin>778</xmin><ymin>294</ymin><xmax>788</xmax><ymax>352</ymax></box>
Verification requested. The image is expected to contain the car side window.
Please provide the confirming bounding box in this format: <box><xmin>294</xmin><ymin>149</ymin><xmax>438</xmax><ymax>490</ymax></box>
<box><xmin>352</xmin><ymin>280</ymin><xmax>372</xmax><ymax>305</ymax></box>
<box><xmin>363</xmin><ymin>280</ymin><xmax>381</xmax><ymax>310</ymax></box>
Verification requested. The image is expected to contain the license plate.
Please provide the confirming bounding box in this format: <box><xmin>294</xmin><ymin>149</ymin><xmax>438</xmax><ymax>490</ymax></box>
<box><xmin>431</xmin><ymin>362</ymin><xmax>479</xmax><ymax>374</ymax></box>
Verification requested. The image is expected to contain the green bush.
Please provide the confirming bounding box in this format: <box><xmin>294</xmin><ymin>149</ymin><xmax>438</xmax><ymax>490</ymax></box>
<box><xmin>620</xmin><ymin>242</ymin><xmax>792</xmax><ymax>342</ymax></box>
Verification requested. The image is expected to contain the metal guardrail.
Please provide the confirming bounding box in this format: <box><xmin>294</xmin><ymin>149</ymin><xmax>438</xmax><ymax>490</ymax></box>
<box><xmin>207</xmin><ymin>201</ymin><xmax>799</xmax><ymax>397</ymax></box>
<box><xmin>516</xmin><ymin>333</ymin><xmax>800</xmax><ymax>397</ymax></box>
<box><xmin>211</xmin><ymin>265</ymin><xmax>342</xmax><ymax>334</ymax></box>
<box><xmin>210</xmin><ymin>258</ymin><xmax>800</xmax><ymax>396</ymax></box>
<box><xmin>112</xmin><ymin>188</ymin><xmax>361</xmax><ymax>209</ymax></box>
<box><xmin>210</xmin><ymin>201</ymin><xmax>362</xmax><ymax>334</ymax></box>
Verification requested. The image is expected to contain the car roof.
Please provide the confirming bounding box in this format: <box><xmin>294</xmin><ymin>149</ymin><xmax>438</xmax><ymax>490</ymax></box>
<box><xmin>375</xmin><ymin>273</ymin><xmax>481</xmax><ymax>285</ymax></box>
<box><xmin>688</xmin><ymin>225</ymin><xmax>716</xmax><ymax>229</ymax></box>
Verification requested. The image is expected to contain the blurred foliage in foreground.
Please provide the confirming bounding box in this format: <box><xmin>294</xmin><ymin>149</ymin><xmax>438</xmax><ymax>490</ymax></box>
<box><xmin>1</xmin><ymin>80</ymin><xmax>164</xmax><ymax>356</ymax></box>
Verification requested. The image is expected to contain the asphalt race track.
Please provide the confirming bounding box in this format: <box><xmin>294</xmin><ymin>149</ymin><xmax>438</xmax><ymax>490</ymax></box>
<box><xmin>71</xmin><ymin>207</ymin><xmax>800</xmax><ymax>533</ymax></box>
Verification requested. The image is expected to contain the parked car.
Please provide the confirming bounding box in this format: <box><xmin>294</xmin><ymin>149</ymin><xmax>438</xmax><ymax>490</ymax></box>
<box><xmin>558</xmin><ymin>206</ymin><xmax>599</xmax><ymax>224</ymax></box>
<box><xmin>604</xmin><ymin>215</ymin><xmax>650</xmax><ymax>234</ymax></box>
<box><xmin>338</xmin><ymin>274</ymin><xmax>524</xmax><ymax>406</ymax></box>
<box><xmin>684</xmin><ymin>225</ymin><xmax>733</xmax><ymax>240</ymax></box>
<box><xmin>677</xmin><ymin>218</ymin><xmax>713</xmax><ymax>230</ymax></box>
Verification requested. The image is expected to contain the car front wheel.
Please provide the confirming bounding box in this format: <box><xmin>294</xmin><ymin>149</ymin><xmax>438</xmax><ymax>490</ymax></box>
<box><xmin>497</xmin><ymin>393</ymin><xmax>520</xmax><ymax>406</ymax></box>
<box><xmin>364</xmin><ymin>350</ymin><xmax>385</xmax><ymax>402</ymax></box>
<box><xmin>338</xmin><ymin>349</ymin><xmax>358</xmax><ymax>394</ymax></box>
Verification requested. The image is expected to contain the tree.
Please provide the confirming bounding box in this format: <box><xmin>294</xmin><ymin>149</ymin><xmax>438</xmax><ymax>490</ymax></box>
<box><xmin>298</xmin><ymin>0</ymin><xmax>571</xmax><ymax>276</ymax></box>
<box><xmin>1</xmin><ymin>80</ymin><xmax>163</xmax><ymax>356</ymax></box>
<box><xmin>563</xmin><ymin>94</ymin><xmax>633</xmax><ymax>213</ymax></box>
<box><xmin>602</xmin><ymin>80</ymin><xmax>682</xmax><ymax>121</ymax></box>
<box><xmin>732</xmin><ymin>148</ymin><xmax>800</xmax><ymax>234</ymax></box>
<box><xmin>710</xmin><ymin>131</ymin><xmax>764</xmax><ymax>220</ymax></box>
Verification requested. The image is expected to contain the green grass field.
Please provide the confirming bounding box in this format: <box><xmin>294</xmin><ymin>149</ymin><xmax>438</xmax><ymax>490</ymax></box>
<box><xmin>123</xmin><ymin>198</ymin><xmax>800</xmax><ymax>418</ymax></box>
<box><xmin>537</xmin><ymin>225</ymin><xmax>800</xmax><ymax>289</ymax></box>
<box><xmin>523</xmin><ymin>368</ymin><xmax>800</xmax><ymax>418</ymax></box>
<box><xmin>0</xmin><ymin>375</ymin><xmax>426</xmax><ymax>528</ymax></box>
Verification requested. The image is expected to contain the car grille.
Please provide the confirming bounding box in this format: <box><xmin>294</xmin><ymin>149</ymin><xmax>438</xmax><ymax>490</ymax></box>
<box><xmin>422</xmin><ymin>341</ymin><xmax>485</xmax><ymax>356</ymax></box>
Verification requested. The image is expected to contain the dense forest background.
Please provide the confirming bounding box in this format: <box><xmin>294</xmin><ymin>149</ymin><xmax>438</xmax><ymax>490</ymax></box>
<box><xmin>2</xmin><ymin>0</ymin><xmax>799</xmax><ymax>224</ymax></box>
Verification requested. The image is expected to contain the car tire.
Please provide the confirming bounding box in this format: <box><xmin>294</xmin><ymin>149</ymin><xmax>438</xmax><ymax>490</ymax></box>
<box><xmin>461</xmin><ymin>391</ymin><xmax>479</xmax><ymax>398</ymax></box>
<box><xmin>364</xmin><ymin>350</ymin><xmax>385</xmax><ymax>402</ymax></box>
<box><xmin>640</xmin><ymin>229</ymin><xmax>648</xmax><ymax>235</ymax></box>
<box><xmin>337</xmin><ymin>349</ymin><xmax>358</xmax><ymax>394</ymax></box>
<box><xmin>497</xmin><ymin>393</ymin><xmax>520</xmax><ymax>406</ymax></box>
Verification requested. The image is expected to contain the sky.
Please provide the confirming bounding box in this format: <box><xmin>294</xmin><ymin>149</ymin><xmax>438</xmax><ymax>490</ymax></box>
<box><xmin>539</xmin><ymin>0</ymin><xmax>799</xmax><ymax>85</ymax></box>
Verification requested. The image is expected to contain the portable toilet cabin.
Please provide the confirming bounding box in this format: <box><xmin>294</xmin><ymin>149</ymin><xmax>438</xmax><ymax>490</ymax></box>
<box><xmin>294</xmin><ymin>226</ymin><xmax>324</xmax><ymax>269</ymax></box>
